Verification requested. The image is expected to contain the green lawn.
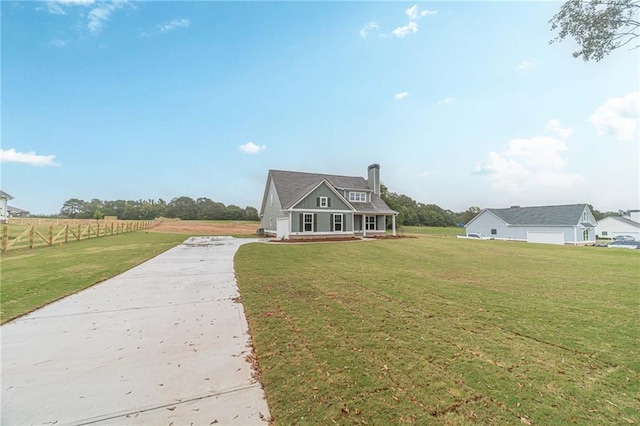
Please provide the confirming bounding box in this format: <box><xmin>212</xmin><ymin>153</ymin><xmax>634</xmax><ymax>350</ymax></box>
<box><xmin>235</xmin><ymin>238</ymin><xmax>639</xmax><ymax>425</ymax></box>
<box><xmin>0</xmin><ymin>232</ymin><xmax>186</xmax><ymax>323</ymax></box>
<box><xmin>401</xmin><ymin>226</ymin><xmax>465</xmax><ymax>237</ymax></box>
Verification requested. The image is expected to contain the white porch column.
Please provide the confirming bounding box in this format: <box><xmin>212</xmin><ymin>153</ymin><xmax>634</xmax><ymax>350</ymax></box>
<box><xmin>363</xmin><ymin>214</ymin><xmax>366</xmax><ymax>237</ymax></box>
<box><xmin>392</xmin><ymin>215</ymin><xmax>396</xmax><ymax>236</ymax></box>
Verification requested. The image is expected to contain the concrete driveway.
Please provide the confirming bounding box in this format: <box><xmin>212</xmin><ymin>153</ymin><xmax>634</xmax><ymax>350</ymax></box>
<box><xmin>1</xmin><ymin>236</ymin><xmax>270</xmax><ymax>425</ymax></box>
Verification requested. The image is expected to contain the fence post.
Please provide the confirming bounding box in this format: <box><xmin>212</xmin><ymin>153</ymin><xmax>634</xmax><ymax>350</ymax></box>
<box><xmin>111</xmin><ymin>222</ymin><xmax>114</xmax><ymax>235</ymax></box>
<box><xmin>29</xmin><ymin>226</ymin><xmax>34</xmax><ymax>249</ymax></box>
<box><xmin>65</xmin><ymin>225</ymin><xmax>69</xmax><ymax>243</ymax></box>
<box><xmin>97</xmin><ymin>222</ymin><xmax>100</xmax><ymax>238</ymax></box>
<box><xmin>49</xmin><ymin>225</ymin><xmax>53</xmax><ymax>245</ymax></box>
<box><xmin>77</xmin><ymin>224</ymin><xmax>81</xmax><ymax>240</ymax></box>
<box><xmin>2</xmin><ymin>226</ymin><xmax>8</xmax><ymax>252</ymax></box>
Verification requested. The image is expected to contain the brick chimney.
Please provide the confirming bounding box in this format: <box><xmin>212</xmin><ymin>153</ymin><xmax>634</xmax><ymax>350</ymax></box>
<box><xmin>367</xmin><ymin>164</ymin><xmax>380</xmax><ymax>195</ymax></box>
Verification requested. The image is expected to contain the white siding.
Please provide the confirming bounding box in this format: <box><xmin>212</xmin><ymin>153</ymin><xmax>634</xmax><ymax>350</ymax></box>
<box><xmin>527</xmin><ymin>232</ymin><xmax>565</xmax><ymax>245</ymax></box>
<box><xmin>0</xmin><ymin>197</ymin><xmax>8</xmax><ymax>223</ymax></box>
<box><xmin>466</xmin><ymin>211</ymin><xmax>585</xmax><ymax>243</ymax></box>
<box><xmin>260</xmin><ymin>178</ymin><xmax>287</xmax><ymax>233</ymax></box>
<box><xmin>596</xmin><ymin>216</ymin><xmax>640</xmax><ymax>239</ymax></box>
<box><xmin>465</xmin><ymin>211</ymin><xmax>509</xmax><ymax>238</ymax></box>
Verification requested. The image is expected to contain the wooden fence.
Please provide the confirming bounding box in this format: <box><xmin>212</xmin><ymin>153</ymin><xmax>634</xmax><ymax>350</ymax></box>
<box><xmin>1</xmin><ymin>220</ymin><xmax>158</xmax><ymax>253</ymax></box>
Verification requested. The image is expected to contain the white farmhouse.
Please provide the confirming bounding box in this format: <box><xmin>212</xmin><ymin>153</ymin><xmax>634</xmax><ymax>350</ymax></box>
<box><xmin>596</xmin><ymin>210</ymin><xmax>640</xmax><ymax>240</ymax></box>
<box><xmin>0</xmin><ymin>190</ymin><xmax>14</xmax><ymax>224</ymax></box>
<box><xmin>465</xmin><ymin>204</ymin><xmax>597</xmax><ymax>245</ymax></box>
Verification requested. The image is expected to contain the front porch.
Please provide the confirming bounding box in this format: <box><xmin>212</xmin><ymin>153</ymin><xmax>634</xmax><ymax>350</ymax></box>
<box><xmin>353</xmin><ymin>214</ymin><xmax>396</xmax><ymax>237</ymax></box>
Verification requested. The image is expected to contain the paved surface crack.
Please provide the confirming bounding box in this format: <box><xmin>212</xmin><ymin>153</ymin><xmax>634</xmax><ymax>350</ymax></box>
<box><xmin>73</xmin><ymin>384</ymin><xmax>264</xmax><ymax>425</ymax></box>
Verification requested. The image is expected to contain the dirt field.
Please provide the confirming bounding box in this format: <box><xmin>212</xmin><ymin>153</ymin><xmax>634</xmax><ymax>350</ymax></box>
<box><xmin>148</xmin><ymin>220</ymin><xmax>260</xmax><ymax>236</ymax></box>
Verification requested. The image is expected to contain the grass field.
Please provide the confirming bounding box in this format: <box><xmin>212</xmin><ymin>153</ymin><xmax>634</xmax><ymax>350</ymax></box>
<box><xmin>401</xmin><ymin>226</ymin><xmax>465</xmax><ymax>237</ymax></box>
<box><xmin>0</xmin><ymin>231</ymin><xmax>186</xmax><ymax>323</ymax></box>
<box><xmin>1</xmin><ymin>219</ymin><xmax>154</xmax><ymax>251</ymax></box>
<box><xmin>235</xmin><ymin>238</ymin><xmax>639</xmax><ymax>425</ymax></box>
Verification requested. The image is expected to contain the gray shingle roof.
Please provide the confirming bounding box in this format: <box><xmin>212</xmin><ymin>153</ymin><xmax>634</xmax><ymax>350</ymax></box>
<box><xmin>487</xmin><ymin>204</ymin><xmax>590</xmax><ymax>226</ymax></box>
<box><xmin>269</xmin><ymin>169</ymin><xmax>396</xmax><ymax>214</ymax></box>
<box><xmin>601</xmin><ymin>216</ymin><xmax>640</xmax><ymax>227</ymax></box>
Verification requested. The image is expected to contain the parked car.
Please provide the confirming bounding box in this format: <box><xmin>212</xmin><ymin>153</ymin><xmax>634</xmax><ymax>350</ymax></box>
<box><xmin>607</xmin><ymin>240</ymin><xmax>640</xmax><ymax>249</ymax></box>
<box><xmin>613</xmin><ymin>235</ymin><xmax>636</xmax><ymax>242</ymax></box>
<box><xmin>466</xmin><ymin>233</ymin><xmax>484</xmax><ymax>239</ymax></box>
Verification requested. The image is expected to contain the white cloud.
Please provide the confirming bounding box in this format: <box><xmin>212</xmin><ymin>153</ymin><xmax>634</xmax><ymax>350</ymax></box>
<box><xmin>405</xmin><ymin>5</ymin><xmax>419</xmax><ymax>20</ymax></box>
<box><xmin>545</xmin><ymin>119</ymin><xmax>573</xmax><ymax>139</ymax></box>
<box><xmin>0</xmin><ymin>149</ymin><xmax>60</xmax><ymax>166</ymax></box>
<box><xmin>86</xmin><ymin>1</ymin><xmax>128</xmax><ymax>34</ymax></box>
<box><xmin>589</xmin><ymin>92</ymin><xmax>640</xmax><ymax>141</ymax></box>
<box><xmin>418</xmin><ymin>171</ymin><xmax>431</xmax><ymax>177</ymax></box>
<box><xmin>438</xmin><ymin>97</ymin><xmax>455</xmax><ymax>105</ymax></box>
<box><xmin>45</xmin><ymin>0</ymin><xmax>95</xmax><ymax>14</ymax></box>
<box><xmin>475</xmin><ymin>134</ymin><xmax>584</xmax><ymax>192</ymax></box>
<box><xmin>239</xmin><ymin>142</ymin><xmax>266</xmax><ymax>154</ymax></box>
<box><xmin>517</xmin><ymin>60</ymin><xmax>533</xmax><ymax>70</ymax></box>
<box><xmin>359</xmin><ymin>22</ymin><xmax>378</xmax><ymax>39</ymax></box>
<box><xmin>159</xmin><ymin>18</ymin><xmax>190</xmax><ymax>33</ymax></box>
<box><xmin>392</xmin><ymin>21</ymin><xmax>418</xmax><ymax>38</ymax></box>
<box><xmin>394</xmin><ymin>91</ymin><xmax>409</xmax><ymax>100</ymax></box>
<box><xmin>405</xmin><ymin>5</ymin><xmax>437</xmax><ymax>20</ymax></box>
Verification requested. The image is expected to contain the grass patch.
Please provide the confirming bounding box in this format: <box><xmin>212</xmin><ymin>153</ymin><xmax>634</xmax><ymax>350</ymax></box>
<box><xmin>402</xmin><ymin>226</ymin><xmax>465</xmax><ymax>237</ymax></box>
<box><xmin>235</xmin><ymin>238</ymin><xmax>639</xmax><ymax>425</ymax></box>
<box><xmin>0</xmin><ymin>232</ymin><xmax>186</xmax><ymax>323</ymax></box>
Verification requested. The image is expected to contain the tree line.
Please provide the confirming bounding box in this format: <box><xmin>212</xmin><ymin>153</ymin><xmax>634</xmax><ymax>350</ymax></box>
<box><xmin>59</xmin><ymin>197</ymin><xmax>260</xmax><ymax>221</ymax></box>
<box><xmin>57</xmin><ymin>190</ymin><xmax>619</xmax><ymax>226</ymax></box>
<box><xmin>380</xmin><ymin>185</ymin><xmax>479</xmax><ymax>227</ymax></box>
<box><xmin>380</xmin><ymin>185</ymin><xmax>618</xmax><ymax>227</ymax></box>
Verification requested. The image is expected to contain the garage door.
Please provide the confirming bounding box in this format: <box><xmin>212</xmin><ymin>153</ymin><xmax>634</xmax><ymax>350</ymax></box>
<box><xmin>276</xmin><ymin>218</ymin><xmax>289</xmax><ymax>240</ymax></box>
<box><xmin>527</xmin><ymin>231</ymin><xmax>565</xmax><ymax>245</ymax></box>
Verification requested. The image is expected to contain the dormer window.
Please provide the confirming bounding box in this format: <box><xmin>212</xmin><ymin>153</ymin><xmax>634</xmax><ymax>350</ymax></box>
<box><xmin>349</xmin><ymin>192</ymin><xmax>367</xmax><ymax>202</ymax></box>
<box><xmin>582</xmin><ymin>211</ymin><xmax>588</xmax><ymax>222</ymax></box>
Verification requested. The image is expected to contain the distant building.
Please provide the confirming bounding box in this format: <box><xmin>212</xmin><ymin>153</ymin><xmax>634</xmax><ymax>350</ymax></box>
<box><xmin>465</xmin><ymin>204</ymin><xmax>597</xmax><ymax>245</ymax></box>
<box><xmin>596</xmin><ymin>210</ymin><xmax>640</xmax><ymax>240</ymax></box>
<box><xmin>8</xmin><ymin>206</ymin><xmax>30</xmax><ymax>218</ymax></box>
<box><xmin>0</xmin><ymin>190</ymin><xmax>15</xmax><ymax>223</ymax></box>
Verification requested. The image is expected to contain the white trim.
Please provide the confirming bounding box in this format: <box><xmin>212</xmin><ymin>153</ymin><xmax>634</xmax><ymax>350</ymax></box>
<box><xmin>365</xmin><ymin>215</ymin><xmax>376</xmax><ymax>231</ymax></box>
<box><xmin>303</xmin><ymin>212</ymin><xmax>314</xmax><ymax>232</ymax></box>
<box><xmin>288</xmin><ymin>179</ymin><xmax>357</xmax><ymax>211</ymax></box>
<box><xmin>319</xmin><ymin>196</ymin><xmax>328</xmax><ymax>208</ymax></box>
<box><xmin>348</xmin><ymin>191</ymin><xmax>367</xmax><ymax>202</ymax></box>
<box><xmin>333</xmin><ymin>213</ymin><xmax>343</xmax><ymax>232</ymax></box>
<box><xmin>289</xmin><ymin>208</ymin><xmax>352</xmax><ymax>213</ymax></box>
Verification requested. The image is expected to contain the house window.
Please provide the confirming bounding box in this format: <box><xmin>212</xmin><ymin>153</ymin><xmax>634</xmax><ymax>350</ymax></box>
<box><xmin>365</xmin><ymin>216</ymin><xmax>376</xmax><ymax>230</ymax></box>
<box><xmin>349</xmin><ymin>192</ymin><xmax>367</xmax><ymax>202</ymax></box>
<box><xmin>582</xmin><ymin>211</ymin><xmax>587</xmax><ymax>222</ymax></box>
<box><xmin>269</xmin><ymin>218</ymin><xmax>273</xmax><ymax>227</ymax></box>
<box><xmin>303</xmin><ymin>213</ymin><xmax>313</xmax><ymax>232</ymax></box>
<box><xmin>583</xmin><ymin>229</ymin><xmax>589</xmax><ymax>241</ymax></box>
<box><xmin>319</xmin><ymin>196</ymin><xmax>328</xmax><ymax>208</ymax></box>
<box><xmin>270</xmin><ymin>193</ymin><xmax>274</xmax><ymax>206</ymax></box>
<box><xmin>333</xmin><ymin>214</ymin><xmax>343</xmax><ymax>231</ymax></box>
<box><xmin>491</xmin><ymin>229</ymin><xmax>497</xmax><ymax>235</ymax></box>
<box><xmin>602</xmin><ymin>231</ymin><xmax>608</xmax><ymax>236</ymax></box>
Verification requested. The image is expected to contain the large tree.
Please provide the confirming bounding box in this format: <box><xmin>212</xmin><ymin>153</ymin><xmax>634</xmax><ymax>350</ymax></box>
<box><xmin>60</xmin><ymin>198</ymin><xmax>85</xmax><ymax>218</ymax></box>
<box><xmin>550</xmin><ymin>0</ymin><xmax>640</xmax><ymax>61</ymax></box>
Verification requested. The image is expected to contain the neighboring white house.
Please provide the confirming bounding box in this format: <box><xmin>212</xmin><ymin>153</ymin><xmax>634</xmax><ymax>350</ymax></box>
<box><xmin>465</xmin><ymin>204</ymin><xmax>597</xmax><ymax>245</ymax></box>
<box><xmin>0</xmin><ymin>190</ymin><xmax>14</xmax><ymax>224</ymax></box>
<box><xmin>596</xmin><ymin>210</ymin><xmax>640</xmax><ymax>240</ymax></box>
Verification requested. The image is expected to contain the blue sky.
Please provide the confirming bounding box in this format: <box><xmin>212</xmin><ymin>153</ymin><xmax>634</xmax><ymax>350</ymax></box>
<box><xmin>2</xmin><ymin>1</ymin><xmax>638</xmax><ymax>215</ymax></box>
